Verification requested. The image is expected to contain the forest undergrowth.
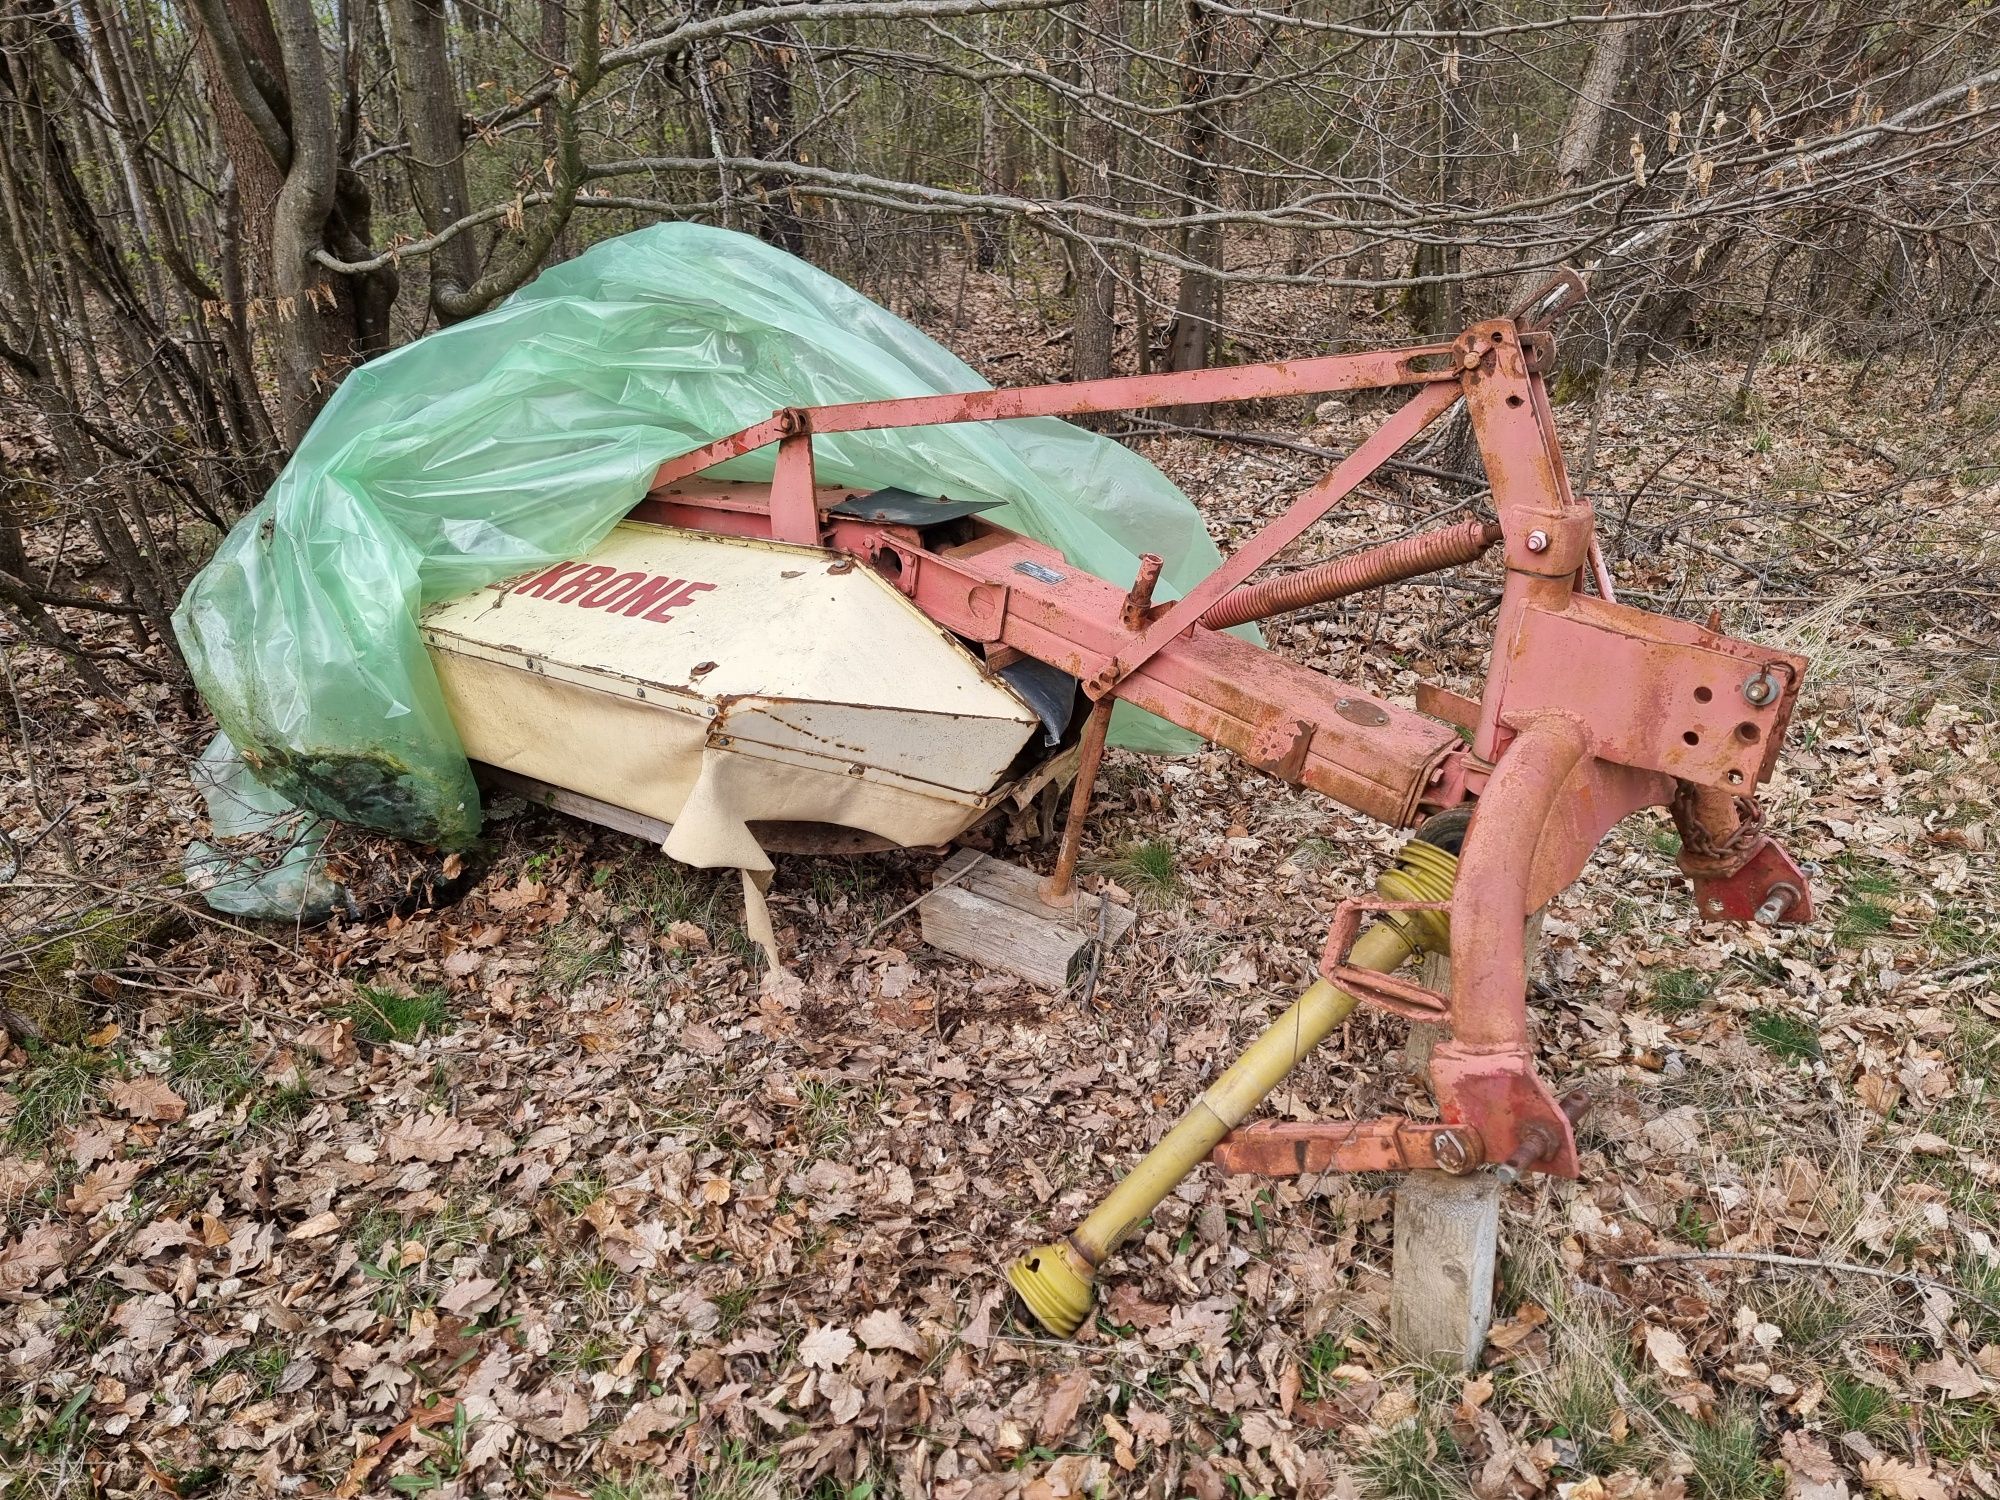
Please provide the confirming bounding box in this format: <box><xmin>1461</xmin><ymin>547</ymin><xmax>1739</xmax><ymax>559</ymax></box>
<box><xmin>2</xmin><ymin>274</ymin><xmax>1997</xmax><ymax>1499</ymax></box>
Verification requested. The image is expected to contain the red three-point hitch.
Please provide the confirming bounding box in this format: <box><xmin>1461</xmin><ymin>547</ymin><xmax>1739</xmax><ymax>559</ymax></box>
<box><xmin>638</xmin><ymin>277</ymin><xmax>1816</xmax><ymax>1337</ymax></box>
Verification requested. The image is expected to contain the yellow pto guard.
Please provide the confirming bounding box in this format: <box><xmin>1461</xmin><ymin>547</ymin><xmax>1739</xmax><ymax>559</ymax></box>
<box><xmin>1005</xmin><ymin>835</ymin><xmax>1457</xmax><ymax>1336</ymax></box>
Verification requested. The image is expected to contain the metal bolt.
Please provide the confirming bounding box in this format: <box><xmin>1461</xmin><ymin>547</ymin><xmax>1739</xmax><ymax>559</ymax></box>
<box><xmin>1525</xmin><ymin>529</ymin><xmax>1550</xmax><ymax>553</ymax></box>
<box><xmin>1754</xmin><ymin>883</ymin><xmax>1801</xmax><ymax>925</ymax></box>
<box><xmin>1433</xmin><ymin>1130</ymin><xmax>1474</xmax><ymax>1175</ymax></box>
<box><xmin>1742</xmin><ymin>669</ymin><xmax>1782</xmax><ymax>707</ymax></box>
<box><xmin>1492</xmin><ymin>1121</ymin><xmax>1557</xmax><ymax>1187</ymax></box>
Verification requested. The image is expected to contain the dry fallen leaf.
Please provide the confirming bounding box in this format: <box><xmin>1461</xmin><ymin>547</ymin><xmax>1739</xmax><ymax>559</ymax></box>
<box><xmin>1914</xmin><ymin>1353</ymin><xmax>1988</xmax><ymax>1400</ymax></box>
<box><xmin>439</xmin><ymin>1275</ymin><xmax>502</xmax><ymax>1315</ymax></box>
<box><xmin>1860</xmin><ymin>1457</ymin><xmax>1948</xmax><ymax>1500</ymax></box>
<box><xmin>385</xmin><ymin>1113</ymin><xmax>482</xmax><ymax>1163</ymax></box>
<box><xmin>797</xmin><ymin>1324</ymin><xmax>856</xmax><ymax>1371</ymax></box>
<box><xmin>0</xmin><ymin>1224</ymin><xmax>73</xmax><ymax>1300</ymax></box>
<box><xmin>64</xmin><ymin>1159</ymin><xmax>144</xmax><ymax>1215</ymax></box>
<box><xmin>1645</xmin><ymin>1324</ymin><xmax>1696</xmax><ymax>1379</ymax></box>
<box><xmin>854</xmin><ymin>1308</ymin><xmax>925</xmax><ymax>1358</ymax></box>
<box><xmin>1781</xmin><ymin>1429</ymin><xmax>1852</xmax><ymax>1500</ymax></box>
<box><xmin>1036</xmin><ymin>1368</ymin><xmax>1092</xmax><ymax>1445</ymax></box>
<box><xmin>105</xmin><ymin>1077</ymin><xmax>186</xmax><ymax>1122</ymax></box>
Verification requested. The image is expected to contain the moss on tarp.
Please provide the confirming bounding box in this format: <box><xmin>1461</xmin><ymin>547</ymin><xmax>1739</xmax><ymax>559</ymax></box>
<box><xmin>237</xmin><ymin>743</ymin><xmax>477</xmax><ymax>850</ymax></box>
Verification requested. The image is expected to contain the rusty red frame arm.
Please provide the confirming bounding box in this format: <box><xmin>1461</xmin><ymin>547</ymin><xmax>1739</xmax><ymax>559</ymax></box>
<box><xmin>637</xmin><ymin>316</ymin><xmax>1817</xmax><ymax>1181</ymax></box>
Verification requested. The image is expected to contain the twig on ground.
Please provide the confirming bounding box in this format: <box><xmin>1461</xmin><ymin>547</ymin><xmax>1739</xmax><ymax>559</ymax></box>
<box><xmin>863</xmin><ymin>856</ymin><xmax>975</xmax><ymax>941</ymax></box>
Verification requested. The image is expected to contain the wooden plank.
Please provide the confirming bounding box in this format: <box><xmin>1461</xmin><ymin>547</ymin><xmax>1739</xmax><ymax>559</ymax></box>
<box><xmin>919</xmin><ymin>850</ymin><xmax>1136</xmax><ymax>991</ymax></box>
<box><xmin>476</xmin><ymin>764</ymin><xmax>673</xmax><ymax>845</ymax></box>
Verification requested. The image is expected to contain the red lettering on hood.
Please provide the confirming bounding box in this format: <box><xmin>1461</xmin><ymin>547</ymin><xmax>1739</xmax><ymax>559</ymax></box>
<box><xmin>509</xmin><ymin>562</ymin><xmax>715</xmax><ymax>625</ymax></box>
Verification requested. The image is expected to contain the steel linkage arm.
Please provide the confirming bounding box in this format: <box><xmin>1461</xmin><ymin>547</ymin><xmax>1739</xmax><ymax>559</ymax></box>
<box><xmin>643</xmin><ymin>302</ymin><xmax>1818</xmax><ymax>1208</ymax></box>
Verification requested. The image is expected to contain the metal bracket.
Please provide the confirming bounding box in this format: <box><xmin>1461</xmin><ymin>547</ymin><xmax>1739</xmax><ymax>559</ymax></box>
<box><xmin>1687</xmin><ymin>836</ymin><xmax>1817</xmax><ymax>925</ymax></box>
<box><xmin>1319</xmin><ymin>895</ymin><xmax>1451</xmax><ymax>1021</ymax></box>
<box><xmin>1212</xmin><ymin>1118</ymin><xmax>1483</xmax><ymax>1177</ymax></box>
<box><xmin>1503</xmin><ymin>596</ymin><xmax>1807</xmax><ymax>789</ymax></box>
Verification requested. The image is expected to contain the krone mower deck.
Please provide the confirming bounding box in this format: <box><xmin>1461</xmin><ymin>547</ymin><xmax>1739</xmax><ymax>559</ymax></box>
<box><xmin>428</xmin><ymin>279</ymin><xmax>1816</xmax><ymax>1340</ymax></box>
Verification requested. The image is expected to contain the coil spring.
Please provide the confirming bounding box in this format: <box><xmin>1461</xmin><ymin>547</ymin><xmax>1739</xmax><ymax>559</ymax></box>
<box><xmin>1200</xmin><ymin>518</ymin><xmax>1502</xmax><ymax>632</ymax></box>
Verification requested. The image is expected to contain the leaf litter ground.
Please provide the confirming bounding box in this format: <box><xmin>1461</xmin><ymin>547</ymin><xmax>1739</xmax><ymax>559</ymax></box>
<box><xmin>3</xmin><ymin>304</ymin><xmax>1998</xmax><ymax>1500</ymax></box>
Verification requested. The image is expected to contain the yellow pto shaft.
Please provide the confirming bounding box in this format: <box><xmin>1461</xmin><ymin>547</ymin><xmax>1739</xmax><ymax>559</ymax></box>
<box><xmin>1005</xmin><ymin>835</ymin><xmax>1456</xmax><ymax>1337</ymax></box>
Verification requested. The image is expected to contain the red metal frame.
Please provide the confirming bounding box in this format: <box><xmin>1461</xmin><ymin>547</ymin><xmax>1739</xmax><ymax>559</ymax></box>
<box><xmin>629</xmin><ymin>308</ymin><xmax>1816</xmax><ymax>1184</ymax></box>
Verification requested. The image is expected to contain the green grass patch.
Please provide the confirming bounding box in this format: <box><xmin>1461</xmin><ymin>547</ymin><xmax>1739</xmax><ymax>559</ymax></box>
<box><xmin>207</xmin><ymin>1338</ymin><xmax>293</xmax><ymax>1400</ymax></box>
<box><xmin>806</xmin><ymin>857</ymin><xmax>887</xmax><ymax>914</ymax></box>
<box><xmin>6</xmin><ymin>1047</ymin><xmax>106</xmax><ymax>1147</ymax></box>
<box><xmin>1955</xmin><ymin>1253</ymin><xmax>2000</xmax><ymax>1343</ymax></box>
<box><xmin>1746</xmin><ymin>1009</ymin><xmax>1821</xmax><ymax>1063</ymax></box>
<box><xmin>1292</xmin><ymin>836</ymin><xmax>1343</xmax><ymax>870</ymax></box>
<box><xmin>1673</xmin><ymin>1399</ymin><xmax>1780</xmax><ymax>1500</ymax></box>
<box><xmin>1923</xmin><ymin>1400</ymin><xmax>1997</xmax><ymax>1465</ymax></box>
<box><xmin>538</xmin><ymin>923</ymin><xmax>620</xmax><ymax>992</ymax></box>
<box><xmin>614</xmin><ymin>860</ymin><xmax>757</xmax><ymax>964</ymax></box>
<box><xmin>1927</xmin><ymin>905</ymin><xmax>1994</xmax><ymax>958</ymax></box>
<box><xmin>1651</xmin><ymin>967</ymin><xmax>1713</xmax><ymax>1016</ymax></box>
<box><xmin>249</xmin><ymin>1081</ymin><xmax>314</xmax><ymax>1129</ymax></box>
<box><xmin>1358</xmin><ymin>1419</ymin><xmax>1468</xmax><ymax>1500</ymax></box>
<box><xmin>1824</xmin><ymin>1373</ymin><xmax>1899</xmax><ymax>1438</ymax></box>
<box><xmin>1297</xmin><ymin>1331</ymin><xmax>1345</xmax><ymax>1401</ymax></box>
<box><xmin>342</xmin><ymin>984</ymin><xmax>454</xmax><ymax>1044</ymax></box>
<box><xmin>1099</xmin><ymin>838</ymin><xmax>1180</xmax><ymax>905</ymax></box>
<box><xmin>1835</xmin><ymin>899</ymin><xmax>1895</xmax><ymax>946</ymax></box>
<box><xmin>1754</xmin><ymin>1282</ymin><xmax>1851</xmax><ymax>1352</ymax></box>
<box><xmin>1837</xmin><ymin>857</ymin><xmax>1900</xmax><ymax>897</ymax></box>
<box><xmin>796</xmin><ymin>1079</ymin><xmax>851</xmax><ymax>1156</ymax></box>
<box><xmin>164</xmin><ymin>1017</ymin><xmax>257</xmax><ymax>1110</ymax></box>
<box><xmin>552</xmin><ymin>1173</ymin><xmax>606</xmax><ymax>1215</ymax></box>
<box><xmin>589</xmin><ymin>1440</ymin><xmax>777</xmax><ymax>1500</ymax></box>
<box><xmin>713</xmin><ymin>1281</ymin><xmax>762</xmax><ymax>1338</ymax></box>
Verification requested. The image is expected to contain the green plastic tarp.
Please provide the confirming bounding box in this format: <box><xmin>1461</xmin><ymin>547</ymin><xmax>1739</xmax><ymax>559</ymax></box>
<box><xmin>174</xmin><ymin>222</ymin><xmax>1234</xmax><ymax>854</ymax></box>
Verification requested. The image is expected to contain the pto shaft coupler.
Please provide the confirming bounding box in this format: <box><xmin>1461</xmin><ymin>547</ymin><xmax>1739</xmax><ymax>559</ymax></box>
<box><xmin>1004</xmin><ymin>833</ymin><xmax>1457</xmax><ymax>1338</ymax></box>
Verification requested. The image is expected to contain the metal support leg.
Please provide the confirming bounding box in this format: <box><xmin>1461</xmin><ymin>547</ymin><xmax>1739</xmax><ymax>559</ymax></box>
<box><xmin>1043</xmin><ymin>695</ymin><xmax>1114</xmax><ymax>905</ymax></box>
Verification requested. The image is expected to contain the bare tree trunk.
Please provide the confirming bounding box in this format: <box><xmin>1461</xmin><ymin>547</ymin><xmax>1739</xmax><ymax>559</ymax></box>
<box><xmin>746</xmin><ymin>20</ymin><xmax>805</xmax><ymax>255</ymax></box>
<box><xmin>1407</xmin><ymin>4</ymin><xmax>1476</xmax><ymax>340</ymax></box>
<box><xmin>1508</xmin><ymin>0</ymin><xmax>1634</xmax><ymax>309</ymax></box>
<box><xmin>265</xmin><ymin>0</ymin><xmax>339</xmax><ymax>444</ymax></box>
<box><xmin>1066</xmin><ymin>0</ymin><xmax>1121</xmax><ymax>386</ymax></box>
<box><xmin>1164</xmin><ymin>0</ymin><xmax>1224</xmax><ymax>420</ymax></box>
<box><xmin>973</xmin><ymin>40</ymin><xmax>1005</xmax><ymax>270</ymax></box>
<box><xmin>383</xmin><ymin>0</ymin><xmax>481</xmax><ymax>318</ymax></box>
<box><xmin>182</xmin><ymin>0</ymin><xmax>397</xmax><ymax>444</ymax></box>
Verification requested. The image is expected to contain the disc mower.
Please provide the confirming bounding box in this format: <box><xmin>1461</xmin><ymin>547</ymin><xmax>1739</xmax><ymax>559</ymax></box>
<box><xmin>420</xmin><ymin>276</ymin><xmax>1816</xmax><ymax>1336</ymax></box>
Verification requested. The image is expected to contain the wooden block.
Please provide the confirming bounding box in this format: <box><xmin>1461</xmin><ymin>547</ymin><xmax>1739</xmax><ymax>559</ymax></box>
<box><xmin>919</xmin><ymin>849</ymin><xmax>1136</xmax><ymax>991</ymax></box>
<box><xmin>1387</xmin><ymin>920</ymin><xmax>1540</xmax><ymax>1371</ymax></box>
<box><xmin>1390</xmin><ymin>1170</ymin><xmax>1502</xmax><ymax>1370</ymax></box>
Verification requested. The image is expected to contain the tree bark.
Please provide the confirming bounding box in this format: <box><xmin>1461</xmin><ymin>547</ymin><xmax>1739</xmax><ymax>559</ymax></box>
<box><xmin>1509</xmin><ymin>1</ymin><xmax>1635</xmax><ymax>310</ymax></box>
<box><xmin>383</xmin><ymin>0</ymin><xmax>481</xmax><ymax>318</ymax></box>
<box><xmin>1164</xmin><ymin>0</ymin><xmax>1224</xmax><ymax>420</ymax></box>
<box><xmin>1065</xmin><ymin>0</ymin><xmax>1121</xmax><ymax>386</ymax></box>
<box><xmin>746</xmin><ymin>20</ymin><xmax>805</xmax><ymax>255</ymax></box>
<box><xmin>1407</xmin><ymin>3</ymin><xmax>1476</xmax><ymax>340</ymax></box>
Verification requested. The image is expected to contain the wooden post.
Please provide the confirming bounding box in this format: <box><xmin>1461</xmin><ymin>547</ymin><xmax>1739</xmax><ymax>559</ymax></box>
<box><xmin>1390</xmin><ymin>1168</ymin><xmax>1502</xmax><ymax>1368</ymax></box>
<box><xmin>1389</xmin><ymin>945</ymin><xmax>1501</xmax><ymax>1370</ymax></box>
